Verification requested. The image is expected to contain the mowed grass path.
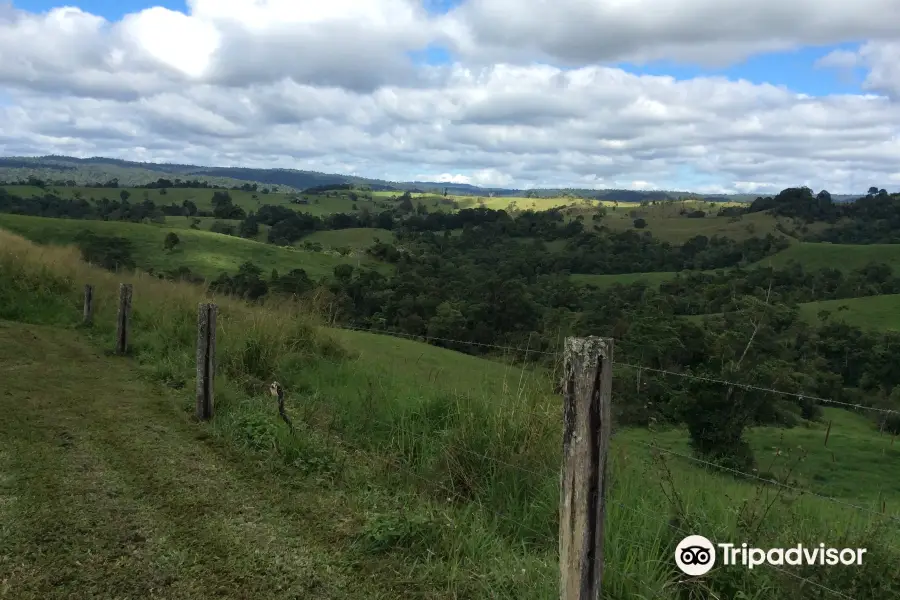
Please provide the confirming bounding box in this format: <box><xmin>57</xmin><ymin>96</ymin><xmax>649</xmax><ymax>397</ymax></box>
<box><xmin>0</xmin><ymin>214</ymin><xmax>390</xmax><ymax>279</ymax></box>
<box><xmin>0</xmin><ymin>320</ymin><xmax>417</xmax><ymax>600</ymax></box>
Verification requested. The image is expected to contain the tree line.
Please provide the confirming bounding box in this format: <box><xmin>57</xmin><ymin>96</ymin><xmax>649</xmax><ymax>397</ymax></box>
<box><xmin>733</xmin><ymin>186</ymin><xmax>900</xmax><ymax>243</ymax></box>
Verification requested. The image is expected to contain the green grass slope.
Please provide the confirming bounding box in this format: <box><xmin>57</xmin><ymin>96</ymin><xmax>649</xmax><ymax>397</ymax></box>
<box><xmin>755</xmin><ymin>242</ymin><xmax>900</xmax><ymax>271</ymax></box>
<box><xmin>1</xmin><ymin>229</ymin><xmax>898</xmax><ymax>598</ymax></box>
<box><xmin>796</xmin><ymin>294</ymin><xmax>900</xmax><ymax>331</ymax></box>
<box><xmin>0</xmin><ymin>213</ymin><xmax>387</xmax><ymax>279</ymax></box>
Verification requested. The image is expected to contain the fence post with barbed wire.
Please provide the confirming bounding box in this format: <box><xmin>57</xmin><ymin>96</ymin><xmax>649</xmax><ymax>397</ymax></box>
<box><xmin>559</xmin><ymin>336</ymin><xmax>614</xmax><ymax>600</ymax></box>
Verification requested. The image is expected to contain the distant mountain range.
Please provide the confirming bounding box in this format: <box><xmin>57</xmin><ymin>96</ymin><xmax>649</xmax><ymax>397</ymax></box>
<box><xmin>0</xmin><ymin>155</ymin><xmax>862</xmax><ymax>203</ymax></box>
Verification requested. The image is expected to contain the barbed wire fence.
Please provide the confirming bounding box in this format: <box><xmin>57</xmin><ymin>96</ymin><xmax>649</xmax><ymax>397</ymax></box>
<box><xmin>89</xmin><ymin>284</ymin><xmax>899</xmax><ymax>599</ymax></box>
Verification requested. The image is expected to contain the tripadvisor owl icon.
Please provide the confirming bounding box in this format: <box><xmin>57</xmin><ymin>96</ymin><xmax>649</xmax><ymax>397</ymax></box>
<box><xmin>675</xmin><ymin>535</ymin><xmax>716</xmax><ymax>576</ymax></box>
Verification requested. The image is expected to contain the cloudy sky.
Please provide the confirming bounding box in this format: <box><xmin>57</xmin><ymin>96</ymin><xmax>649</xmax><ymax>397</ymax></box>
<box><xmin>2</xmin><ymin>1</ymin><xmax>900</xmax><ymax>193</ymax></box>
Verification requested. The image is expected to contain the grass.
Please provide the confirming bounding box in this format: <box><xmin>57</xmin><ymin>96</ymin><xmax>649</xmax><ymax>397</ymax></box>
<box><xmin>599</xmin><ymin>208</ymin><xmax>798</xmax><ymax>244</ymax></box>
<box><xmin>1</xmin><ymin>229</ymin><xmax>899</xmax><ymax>598</ymax></box>
<box><xmin>0</xmin><ymin>213</ymin><xmax>390</xmax><ymax>280</ymax></box>
<box><xmin>796</xmin><ymin>294</ymin><xmax>900</xmax><ymax>331</ymax></box>
<box><xmin>755</xmin><ymin>242</ymin><xmax>900</xmax><ymax>271</ymax></box>
<box><xmin>0</xmin><ymin>320</ymin><xmax>416</xmax><ymax>599</ymax></box>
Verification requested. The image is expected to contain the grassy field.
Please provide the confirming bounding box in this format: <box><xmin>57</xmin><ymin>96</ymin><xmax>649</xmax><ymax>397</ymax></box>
<box><xmin>755</xmin><ymin>242</ymin><xmax>900</xmax><ymax>271</ymax></box>
<box><xmin>796</xmin><ymin>294</ymin><xmax>900</xmax><ymax>331</ymax></box>
<box><xmin>600</xmin><ymin>207</ymin><xmax>799</xmax><ymax>243</ymax></box>
<box><xmin>1</xmin><ymin>229</ymin><xmax>897</xmax><ymax>598</ymax></box>
<box><xmin>0</xmin><ymin>213</ymin><xmax>389</xmax><ymax>280</ymax></box>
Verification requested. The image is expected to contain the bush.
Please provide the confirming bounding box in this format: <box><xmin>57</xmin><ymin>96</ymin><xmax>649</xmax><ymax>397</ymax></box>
<box><xmin>163</xmin><ymin>232</ymin><xmax>180</xmax><ymax>250</ymax></box>
<box><xmin>74</xmin><ymin>230</ymin><xmax>136</xmax><ymax>272</ymax></box>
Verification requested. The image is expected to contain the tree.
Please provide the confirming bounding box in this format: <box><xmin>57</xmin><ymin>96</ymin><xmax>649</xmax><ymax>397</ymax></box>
<box><xmin>334</xmin><ymin>264</ymin><xmax>354</xmax><ymax>282</ymax></box>
<box><xmin>238</xmin><ymin>214</ymin><xmax>259</xmax><ymax>238</ymax></box>
<box><xmin>633</xmin><ymin>218</ymin><xmax>647</xmax><ymax>229</ymax></box>
<box><xmin>182</xmin><ymin>199</ymin><xmax>197</xmax><ymax>216</ymax></box>
<box><xmin>164</xmin><ymin>232</ymin><xmax>180</xmax><ymax>251</ymax></box>
<box><xmin>120</xmin><ymin>190</ymin><xmax>130</xmax><ymax>202</ymax></box>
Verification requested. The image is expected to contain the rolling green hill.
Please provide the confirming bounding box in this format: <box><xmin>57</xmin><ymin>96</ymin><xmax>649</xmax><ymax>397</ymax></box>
<box><xmin>1</xmin><ymin>228</ymin><xmax>897</xmax><ymax>599</ymax></box>
<box><xmin>754</xmin><ymin>242</ymin><xmax>900</xmax><ymax>271</ymax></box>
<box><xmin>796</xmin><ymin>294</ymin><xmax>900</xmax><ymax>331</ymax></box>
<box><xmin>0</xmin><ymin>213</ymin><xmax>388</xmax><ymax>280</ymax></box>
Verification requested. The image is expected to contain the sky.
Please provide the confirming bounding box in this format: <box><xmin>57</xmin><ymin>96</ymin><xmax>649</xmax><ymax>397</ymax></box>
<box><xmin>2</xmin><ymin>1</ymin><xmax>900</xmax><ymax>193</ymax></box>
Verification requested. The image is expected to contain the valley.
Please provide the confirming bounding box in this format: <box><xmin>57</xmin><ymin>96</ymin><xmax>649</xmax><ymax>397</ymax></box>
<box><xmin>1</xmin><ymin>169</ymin><xmax>899</xmax><ymax>599</ymax></box>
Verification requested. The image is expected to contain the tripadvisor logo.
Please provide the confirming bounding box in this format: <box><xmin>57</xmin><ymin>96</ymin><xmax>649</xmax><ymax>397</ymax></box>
<box><xmin>675</xmin><ymin>535</ymin><xmax>716</xmax><ymax>576</ymax></box>
<box><xmin>675</xmin><ymin>535</ymin><xmax>868</xmax><ymax>575</ymax></box>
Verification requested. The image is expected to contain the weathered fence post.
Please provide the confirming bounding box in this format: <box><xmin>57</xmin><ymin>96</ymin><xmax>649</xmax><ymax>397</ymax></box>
<box><xmin>560</xmin><ymin>336</ymin><xmax>613</xmax><ymax>600</ymax></box>
<box><xmin>83</xmin><ymin>284</ymin><xmax>93</xmax><ymax>325</ymax></box>
<box><xmin>115</xmin><ymin>283</ymin><xmax>133</xmax><ymax>355</ymax></box>
<box><xmin>196</xmin><ymin>303</ymin><xmax>217</xmax><ymax>421</ymax></box>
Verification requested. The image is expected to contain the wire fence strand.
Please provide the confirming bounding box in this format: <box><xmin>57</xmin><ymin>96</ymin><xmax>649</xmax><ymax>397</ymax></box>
<box><xmin>615</xmin><ymin>361</ymin><xmax>900</xmax><ymax>416</ymax></box>
<box><xmin>327</xmin><ymin>322</ymin><xmax>899</xmax><ymax>417</ymax></box>
<box><xmin>632</xmin><ymin>440</ymin><xmax>900</xmax><ymax>524</ymax></box>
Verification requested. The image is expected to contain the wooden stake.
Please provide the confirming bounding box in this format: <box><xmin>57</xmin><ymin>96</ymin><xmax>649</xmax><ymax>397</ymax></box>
<box><xmin>83</xmin><ymin>284</ymin><xmax>93</xmax><ymax>325</ymax></box>
<box><xmin>824</xmin><ymin>420</ymin><xmax>832</xmax><ymax>447</ymax></box>
<box><xmin>115</xmin><ymin>283</ymin><xmax>132</xmax><ymax>355</ymax></box>
<box><xmin>560</xmin><ymin>336</ymin><xmax>613</xmax><ymax>600</ymax></box>
<box><xmin>196</xmin><ymin>303</ymin><xmax>217</xmax><ymax>420</ymax></box>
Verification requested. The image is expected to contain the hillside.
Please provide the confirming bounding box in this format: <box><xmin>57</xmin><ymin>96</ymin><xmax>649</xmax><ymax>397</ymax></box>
<box><xmin>2</xmin><ymin>155</ymin><xmax>773</xmax><ymax>202</ymax></box>
<box><xmin>796</xmin><ymin>294</ymin><xmax>900</xmax><ymax>331</ymax></box>
<box><xmin>0</xmin><ymin>213</ymin><xmax>386</xmax><ymax>280</ymax></box>
<box><xmin>1</xmin><ymin>227</ymin><xmax>899</xmax><ymax>599</ymax></box>
<box><xmin>756</xmin><ymin>242</ymin><xmax>900</xmax><ymax>271</ymax></box>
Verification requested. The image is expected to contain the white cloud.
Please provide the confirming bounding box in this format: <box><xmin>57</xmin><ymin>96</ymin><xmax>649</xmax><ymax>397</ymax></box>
<box><xmin>821</xmin><ymin>42</ymin><xmax>900</xmax><ymax>100</ymax></box>
<box><xmin>1</xmin><ymin>1</ymin><xmax>900</xmax><ymax>193</ymax></box>
<box><xmin>439</xmin><ymin>0</ymin><xmax>900</xmax><ymax>66</ymax></box>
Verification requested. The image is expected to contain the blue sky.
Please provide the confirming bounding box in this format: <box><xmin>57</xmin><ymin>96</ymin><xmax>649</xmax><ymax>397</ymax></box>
<box><xmin>14</xmin><ymin>0</ymin><xmax>188</xmax><ymax>21</ymax></box>
<box><xmin>13</xmin><ymin>0</ymin><xmax>867</xmax><ymax>97</ymax></box>
<box><xmin>619</xmin><ymin>44</ymin><xmax>868</xmax><ymax>97</ymax></box>
<box><xmin>5</xmin><ymin>0</ymin><xmax>896</xmax><ymax>193</ymax></box>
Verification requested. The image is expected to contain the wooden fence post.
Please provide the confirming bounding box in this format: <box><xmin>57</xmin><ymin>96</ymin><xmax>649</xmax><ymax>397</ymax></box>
<box><xmin>196</xmin><ymin>303</ymin><xmax>217</xmax><ymax>421</ymax></box>
<box><xmin>83</xmin><ymin>284</ymin><xmax>93</xmax><ymax>325</ymax></box>
<box><xmin>560</xmin><ymin>336</ymin><xmax>613</xmax><ymax>600</ymax></box>
<box><xmin>115</xmin><ymin>283</ymin><xmax>132</xmax><ymax>355</ymax></box>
